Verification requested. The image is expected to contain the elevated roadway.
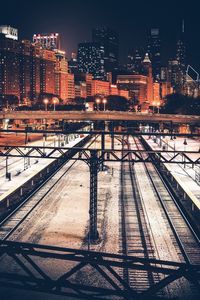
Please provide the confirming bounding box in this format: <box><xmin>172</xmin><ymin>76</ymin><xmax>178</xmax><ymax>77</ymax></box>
<box><xmin>0</xmin><ymin>111</ymin><xmax>200</xmax><ymax>124</ymax></box>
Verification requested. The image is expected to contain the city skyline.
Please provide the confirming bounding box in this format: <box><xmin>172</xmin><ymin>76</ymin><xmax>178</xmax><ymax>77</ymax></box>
<box><xmin>1</xmin><ymin>0</ymin><xmax>200</xmax><ymax>69</ymax></box>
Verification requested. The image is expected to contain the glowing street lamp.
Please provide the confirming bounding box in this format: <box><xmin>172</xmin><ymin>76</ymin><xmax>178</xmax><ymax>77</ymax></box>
<box><xmin>43</xmin><ymin>98</ymin><xmax>49</xmax><ymax>111</ymax></box>
<box><xmin>152</xmin><ymin>101</ymin><xmax>155</xmax><ymax>114</ymax></box>
<box><xmin>52</xmin><ymin>97</ymin><xmax>59</xmax><ymax>111</ymax></box>
<box><xmin>102</xmin><ymin>98</ymin><xmax>107</xmax><ymax>111</ymax></box>
<box><xmin>95</xmin><ymin>98</ymin><xmax>101</xmax><ymax>110</ymax></box>
<box><xmin>156</xmin><ymin>101</ymin><xmax>161</xmax><ymax>113</ymax></box>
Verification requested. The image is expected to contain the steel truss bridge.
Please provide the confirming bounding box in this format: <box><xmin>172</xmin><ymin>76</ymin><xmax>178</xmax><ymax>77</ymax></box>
<box><xmin>0</xmin><ymin>130</ymin><xmax>200</xmax><ymax>241</ymax></box>
<box><xmin>0</xmin><ymin>240</ymin><xmax>199</xmax><ymax>300</ymax></box>
<box><xmin>0</xmin><ymin>130</ymin><xmax>199</xmax><ymax>299</ymax></box>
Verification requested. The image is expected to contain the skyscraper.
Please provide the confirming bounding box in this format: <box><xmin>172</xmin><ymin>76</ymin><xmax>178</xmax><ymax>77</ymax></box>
<box><xmin>176</xmin><ymin>20</ymin><xmax>186</xmax><ymax>90</ymax></box>
<box><xmin>68</xmin><ymin>52</ymin><xmax>78</xmax><ymax>74</ymax></box>
<box><xmin>127</xmin><ymin>48</ymin><xmax>144</xmax><ymax>74</ymax></box>
<box><xmin>147</xmin><ymin>28</ymin><xmax>161</xmax><ymax>80</ymax></box>
<box><xmin>92</xmin><ymin>27</ymin><xmax>119</xmax><ymax>73</ymax></box>
<box><xmin>176</xmin><ymin>20</ymin><xmax>186</xmax><ymax>70</ymax></box>
<box><xmin>142</xmin><ymin>53</ymin><xmax>153</xmax><ymax>102</ymax></box>
<box><xmin>77</xmin><ymin>42</ymin><xmax>106</xmax><ymax>80</ymax></box>
<box><xmin>55</xmin><ymin>50</ymin><xmax>68</xmax><ymax>100</ymax></box>
<box><xmin>0</xmin><ymin>33</ymin><xmax>20</xmax><ymax>101</ymax></box>
<box><xmin>40</xmin><ymin>50</ymin><xmax>56</xmax><ymax>95</ymax></box>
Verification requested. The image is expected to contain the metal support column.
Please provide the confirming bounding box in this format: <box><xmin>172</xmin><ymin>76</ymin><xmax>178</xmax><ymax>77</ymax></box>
<box><xmin>6</xmin><ymin>156</ymin><xmax>8</xmax><ymax>178</ymax></box>
<box><xmin>101</xmin><ymin>133</ymin><xmax>105</xmax><ymax>171</ymax></box>
<box><xmin>111</xmin><ymin>122</ymin><xmax>114</xmax><ymax>150</ymax></box>
<box><xmin>89</xmin><ymin>150</ymin><xmax>99</xmax><ymax>241</ymax></box>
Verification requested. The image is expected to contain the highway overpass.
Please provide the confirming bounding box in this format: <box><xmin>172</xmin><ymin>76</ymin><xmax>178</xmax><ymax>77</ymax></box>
<box><xmin>0</xmin><ymin>111</ymin><xmax>199</xmax><ymax>124</ymax></box>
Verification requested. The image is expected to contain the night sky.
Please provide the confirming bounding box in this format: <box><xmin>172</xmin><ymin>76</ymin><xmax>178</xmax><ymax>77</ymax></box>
<box><xmin>1</xmin><ymin>0</ymin><xmax>200</xmax><ymax>69</ymax></box>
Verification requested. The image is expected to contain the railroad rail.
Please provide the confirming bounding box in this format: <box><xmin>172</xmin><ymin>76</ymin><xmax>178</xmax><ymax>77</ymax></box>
<box><xmin>0</xmin><ymin>135</ymin><xmax>97</xmax><ymax>240</ymax></box>
<box><xmin>133</xmin><ymin>136</ymin><xmax>200</xmax><ymax>266</ymax></box>
<box><xmin>119</xmin><ymin>136</ymin><xmax>162</xmax><ymax>293</ymax></box>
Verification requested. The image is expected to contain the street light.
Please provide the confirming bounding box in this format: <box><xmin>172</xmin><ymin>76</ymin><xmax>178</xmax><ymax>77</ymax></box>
<box><xmin>52</xmin><ymin>97</ymin><xmax>59</xmax><ymax>111</ymax></box>
<box><xmin>152</xmin><ymin>101</ymin><xmax>155</xmax><ymax>114</ymax></box>
<box><xmin>102</xmin><ymin>98</ymin><xmax>107</xmax><ymax>111</ymax></box>
<box><xmin>156</xmin><ymin>101</ymin><xmax>161</xmax><ymax>113</ymax></box>
<box><xmin>43</xmin><ymin>98</ymin><xmax>49</xmax><ymax>111</ymax></box>
<box><xmin>95</xmin><ymin>98</ymin><xmax>101</xmax><ymax>111</ymax></box>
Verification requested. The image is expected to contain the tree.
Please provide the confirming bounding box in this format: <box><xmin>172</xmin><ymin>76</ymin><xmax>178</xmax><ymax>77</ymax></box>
<box><xmin>106</xmin><ymin>95</ymin><xmax>129</xmax><ymax>111</ymax></box>
<box><xmin>162</xmin><ymin>93</ymin><xmax>200</xmax><ymax>115</ymax></box>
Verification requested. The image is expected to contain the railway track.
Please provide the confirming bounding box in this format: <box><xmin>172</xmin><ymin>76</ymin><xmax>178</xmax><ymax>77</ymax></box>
<box><xmin>119</xmin><ymin>135</ymin><xmax>162</xmax><ymax>293</ymax></box>
<box><xmin>133</xmin><ymin>136</ymin><xmax>200</xmax><ymax>265</ymax></box>
<box><xmin>0</xmin><ymin>135</ymin><xmax>97</xmax><ymax>241</ymax></box>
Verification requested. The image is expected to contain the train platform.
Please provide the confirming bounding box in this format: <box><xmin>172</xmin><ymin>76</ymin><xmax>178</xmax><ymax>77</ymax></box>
<box><xmin>144</xmin><ymin>136</ymin><xmax>200</xmax><ymax>210</ymax></box>
<box><xmin>0</xmin><ymin>134</ymin><xmax>86</xmax><ymax>202</ymax></box>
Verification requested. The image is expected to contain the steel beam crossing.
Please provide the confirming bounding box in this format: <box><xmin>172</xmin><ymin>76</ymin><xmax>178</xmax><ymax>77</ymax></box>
<box><xmin>0</xmin><ymin>241</ymin><xmax>199</xmax><ymax>299</ymax></box>
<box><xmin>1</xmin><ymin>129</ymin><xmax>200</xmax><ymax>137</ymax></box>
<box><xmin>0</xmin><ymin>145</ymin><xmax>199</xmax><ymax>164</ymax></box>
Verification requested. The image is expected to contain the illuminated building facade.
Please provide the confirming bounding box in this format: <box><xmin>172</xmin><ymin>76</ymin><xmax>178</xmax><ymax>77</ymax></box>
<box><xmin>0</xmin><ymin>33</ymin><xmax>20</xmax><ymax>101</ymax></box>
<box><xmin>68</xmin><ymin>52</ymin><xmax>78</xmax><ymax>74</ymax></box>
<box><xmin>92</xmin><ymin>80</ymin><xmax>110</xmax><ymax>96</ymax></box>
<box><xmin>109</xmin><ymin>84</ymin><xmax>118</xmax><ymax>95</ymax></box>
<box><xmin>19</xmin><ymin>40</ymin><xmax>32</xmax><ymax>102</ymax></box>
<box><xmin>66</xmin><ymin>73</ymin><xmax>75</xmax><ymax>100</ymax></box>
<box><xmin>161</xmin><ymin>81</ymin><xmax>173</xmax><ymax>98</ymax></box>
<box><xmin>117</xmin><ymin>74</ymin><xmax>148</xmax><ymax>103</ymax></box>
<box><xmin>40</xmin><ymin>50</ymin><xmax>56</xmax><ymax>95</ymax></box>
<box><xmin>33</xmin><ymin>33</ymin><xmax>61</xmax><ymax>50</ymax></box>
<box><xmin>74</xmin><ymin>73</ymin><xmax>93</xmax><ymax>97</ymax></box>
<box><xmin>30</xmin><ymin>44</ymin><xmax>41</xmax><ymax>101</ymax></box>
<box><xmin>77</xmin><ymin>42</ymin><xmax>106</xmax><ymax>80</ymax></box>
<box><xmin>0</xmin><ymin>25</ymin><xmax>18</xmax><ymax>40</ymax></box>
<box><xmin>55</xmin><ymin>50</ymin><xmax>68</xmax><ymax>100</ymax></box>
<box><xmin>143</xmin><ymin>53</ymin><xmax>153</xmax><ymax>103</ymax></box>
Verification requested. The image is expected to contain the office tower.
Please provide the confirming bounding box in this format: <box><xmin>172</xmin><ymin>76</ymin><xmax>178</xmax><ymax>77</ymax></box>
<box><xmin>74</xmin><ymin>73</ymin><xmax>93</xmax><ymax>97</ymax></box>
<box><xmin>30</xmin><ymin>44</ymin><xmax>41</xmax><ymax>101</ymax></box>
<box><xmin>147</xmin><ymin>28</ymin><xmax>161</xmax><ymax>80</ymax></box>
<box><xmin>0</xmin><ymin>25</ymin><xmax>18</xmax><ymax>40</ymax></box>
<box><xmin>40</xmin><ymin>50</ymin><xmax>56</xmax><ymax>95</ymax></box>
<box><xmin>68</xmin><ymin>52</ymin><xmax>78</xmax><ymax>74</ymax></box>
<box><xmin>92</xmin><ymin>27</ymin><xmax>119</xmax><ymax>73</ymax></box>
<box><xmin>176</xmin><ymin>20</ymin><xmax>186</xmax><ymax>70</ymax></box>
<box><xmin>19</xmin><ymin>40</ymin><xmax>32</xmax><ymax>102</ymax></box>
<box><xmin>176</xmin><ymin>20</ymin><xmax>186</xmax><ymax>91</ymax></box>
<box><xmin>77</xmin><ymin>42</ymin><xmax>106</xmax><ymax>80</ymax></box>
<box><xmin>55</xmin><ymin>50</ymin><xmax>68</xmax><ymax>100</ymax></box>
<box><xmin>66</xmin><ymin>73</ymin><xmax>75</xmax><ymax>100</ymax></box>
<box><xmin>168</xmin><ymin>59</ymin><xmax>182</xmax><ymax>92</ymax></box>
<box><xmin>0</xmin><ymin>33</ymin><xmax>20</xmax><ymax>101</ymax></box>
<box><xmin>127</xmin><ymin>48</ymin><xmax>144</xmax><ymax>74</ymax></box>
<box><xmin>33</xmin><ymin>33</ymin><xmax>61</xmax><ymax>50</ymax></box>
